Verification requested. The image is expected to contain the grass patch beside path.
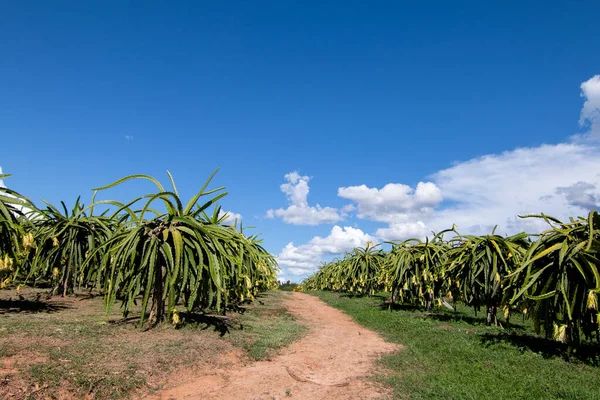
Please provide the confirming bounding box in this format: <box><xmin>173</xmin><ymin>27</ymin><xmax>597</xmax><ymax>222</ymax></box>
<box><xmin>312</xmin><ymin>291</ymin><xmax>600</xmax><ymax>400</ymax></box>
<box><xmin>228</xmin><ymin>291</ymin><xmax>307</xmax><ymax>360</ymax></box>
<box><xmin>0</xmin><ymin>288</ymin><xmax>304</xmax><ymax>399</ymax></box>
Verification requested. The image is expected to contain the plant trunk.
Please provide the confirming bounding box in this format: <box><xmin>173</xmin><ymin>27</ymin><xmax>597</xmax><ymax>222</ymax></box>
<box><xmin>391</xmin><ymin>284</ymin><xmax>399</xmax><ymax>303</ymax></box>
<box><xmin>149</xmin><ymin>265</ymin><xmax>165</xmax><ymax>326</ymax></box>
<box><xmin>62</xmin><ymin>262</ymin><xmax>72</xmax><ymax>297</ymax></box>
<box><xmin>424</xmin><ymin>293</ymin><xmax>433</xmax><ymax>311</ymax></box>
<box><xmin>486</xmin><ymin>305</ymin><xmax>497</xmax><ymax>326</ymax></box>
<box><xmin>566</xmin><ymin>320</ymin><xmax>580</xmax><ymax>360</ymax></box>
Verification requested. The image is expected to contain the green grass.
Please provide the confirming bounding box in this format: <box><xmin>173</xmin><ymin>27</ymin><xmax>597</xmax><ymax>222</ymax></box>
<box><xmin>311</xmin><ymin>291</ymin><xmax>600</xmax><ymax>400</ymax></box>
<box><xmin>28</xmin><ymin>361</ymin><xmax>145</xmax><ymax>400</ymax></box>
<box><xmin>228</xmin><ymin>291</ymin><xmax>307</xmax><ymax>360</ymax></box>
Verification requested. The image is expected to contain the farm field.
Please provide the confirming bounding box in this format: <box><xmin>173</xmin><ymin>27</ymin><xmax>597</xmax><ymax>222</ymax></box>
<box><xmin>3</xmin><ymin>286</ymin><xmax>600</xmax><ymax>399</ymax></box>
<box><xmin>3</xmin><ymin>3</ymin><xmax>600</xmax><ymax>399</ymax></box>
<box><xmin>3</xmin><ymin>171</ymin><xmax>600</xmax><ymax>399</ymax></box>
<box><xmin>313</xmin><ymin>290</ymin><xmax>600</xmax><ymax>400</ymax></box>
<box><xmin>0</xmin><ymin>288</ymin><xmax>304</xmax><ymax>399</ymax></box>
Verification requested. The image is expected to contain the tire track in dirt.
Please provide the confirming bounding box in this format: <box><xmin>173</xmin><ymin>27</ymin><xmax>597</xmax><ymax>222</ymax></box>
<box><xmin>149</xmin><ymin>292</ymin><xmax>400</xmax><ymax>400</ymax></box>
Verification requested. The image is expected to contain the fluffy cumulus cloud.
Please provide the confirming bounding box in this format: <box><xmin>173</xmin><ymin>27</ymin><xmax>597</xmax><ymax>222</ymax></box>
<box><xmin>266</xmin><ymin>171</ymin><xmax>342</xmax><ymax>225</ymax></box>
<box><xmin>218</xmin><ymin>209</ymin><xmax>242</xmax><ymax>225</ymax></box>
<box><xmin>579</xmin><ymin>75</ymin><xmax>600</xmax><ymax>138</ymax></box>
<box><xmin>338</xmin><ymin>182</ymin><xmax>442</xmax><ymax>224</ymax></box>
<box><xmin>336</xmin><ymin>181</ymin><xmax>442</xmax><ymax>240</ymax></box>
<box><xmin>277</xmin><ymin>226</ymin><xmax>377</xmax><ymax>276</ymax></box>
<box><xmin>375</xmin><ymin>221</ymin><xmax>428</xmax><ymax>241</ymax></box>
<box><xmin>0</xmin><ymin>166</ymin><xmax>5</xmax><ymax>188</ymax></box>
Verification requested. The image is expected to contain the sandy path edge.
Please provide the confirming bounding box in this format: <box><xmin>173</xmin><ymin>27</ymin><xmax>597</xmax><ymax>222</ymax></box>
<box><xmin>148</xmin><ymin>292</ymin><xmax>401</xmax><ymax>400</ymax></box>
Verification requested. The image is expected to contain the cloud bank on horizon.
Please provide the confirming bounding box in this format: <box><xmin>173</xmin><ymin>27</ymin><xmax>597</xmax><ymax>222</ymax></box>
<box><xmin>275</xmin><ymin>75</ymin><xmax>600</xmax><ymax>279</ymax></box>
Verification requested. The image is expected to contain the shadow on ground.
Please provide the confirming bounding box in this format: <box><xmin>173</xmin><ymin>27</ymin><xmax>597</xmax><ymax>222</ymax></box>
<box><xmin>424</xmin><ymin>312</ymin><xmax>526</xmax><ymax>331</ymax></box>
<box><xmin>0</xmin><ymin>298</ymin><xmax>70</xmax><ymax>314</ymax></box>
<box><xmin>105</xmin><ymin>311</ymin><xmax>238</xmax><ymax>336</ymax></box>
<box><xmin>479</xmin><ymin>332</ymin><xmax>600</xmax><ymax>366</ymax></box>
<box><xmin>377</xmin><ymin>302</ymin><xmax>423</xmax><ymax>312</ymax></box>
<box><xmin>376</xmin><ymin>300</ymin><xmax>526</xmax><ymax>330</ymax></box>
<box><xmin>182</xmin><ymin>313</ymin><xmax>237</xmax><ymax>336</ymax></box>
<box><xmin>341</xmin><ymin>293</ymin><xmax>387</xmax><ymax>301</ymax></box>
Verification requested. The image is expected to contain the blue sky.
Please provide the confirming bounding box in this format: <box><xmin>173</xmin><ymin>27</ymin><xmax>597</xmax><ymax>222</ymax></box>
<box><xmin>1</xmin><ymin>1</ymin><xmax>600</xmax><ymax>281</ymax></box>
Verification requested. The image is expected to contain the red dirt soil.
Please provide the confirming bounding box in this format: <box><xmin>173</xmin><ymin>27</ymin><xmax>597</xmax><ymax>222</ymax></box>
<box><xmin>148</xmin><ymin>292</ymin><xmax>401</xmax><ymax>400</ymax></box>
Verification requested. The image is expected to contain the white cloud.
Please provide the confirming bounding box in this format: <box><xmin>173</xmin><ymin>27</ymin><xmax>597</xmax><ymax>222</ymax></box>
<box><xmin>266</xmin><ymin>171</ymin><xmax>342</xmax><ymax>225</ymax></box>
<box><xmin>338</xmin><ymin>181</ymin><xmax>442</xmax><ymax>224</ymax></box>
<box><xmin>277</xmin><ymin>225</ymin><xmax>377</xmax><ymax>276</ymax></box>
<box><xmin>218</xmin><ymin>209</ymin><xmax>242</xmax><ymax>225</ymax></box>
<box><xmin>309</xmin><ymin>225</ymin><xmax>377</xmax><ymax>254</ymax></box>
<box><xmin>338</xmin><ymin>143</ymin><xmax>600</xmax><ymax>239</ymax></box>
<box><xmin>429</xmin><ymin>143</ymin><xmax>600</xmax><ymax>235</ymax></box>
<box><xmin>0</xmin><ymin>166</ymin><xmax>5</xmax><ymax>188</ymax></box>
<box><xmin>277</xmin><ymin>243</ymin><xmax>319</xmax><ymax>269</ymax></box>
<box><xmin>280</xmin><ymin>171</ymin><xmax>309</xmax><ymax>206</ymax></box>
<box><xmin>266</xmin><ymin>204</ymin><xmax>340</xmax><ymax>225</ymax></box>
<box><xmin>0</xmin><ymin>166</ymin><xmax>36</xmax><ymax>217</ymax></box>
<box><xmin>376</xmin><ymin>221</ymin><xmax>427</xmax><ymax>241</ymax></box>
<box><xmin>579</xmin><ymin>75</ymin><xmax>600</xmax><ymax>137</ymax></box>
<box><xmin>341</xmin><ymin>204</ymin><xmax>356</xmax><ymax>213</ymax></box>
<box><xmin>124</xmin><ymin>135</ymin><xmax>134</xmax><ymax>142</ymax></box>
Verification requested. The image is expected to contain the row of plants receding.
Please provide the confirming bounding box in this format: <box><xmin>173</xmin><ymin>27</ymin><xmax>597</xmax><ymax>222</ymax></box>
<box><xmin>0</xmin><ymin>170</ymin><xmax>279</xmax><ymax>327</ymax></box>
<box><xmin>302</xmin><ymin>215</ymin><xmax>600</xmax><ymax>354</ymax></box>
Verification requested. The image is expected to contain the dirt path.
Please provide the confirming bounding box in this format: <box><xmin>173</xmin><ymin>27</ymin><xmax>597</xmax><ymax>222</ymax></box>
<box><xmin>151</xmin><ymin>292</ymin><xmax>401</xmax><ymax>400</ymax></box>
